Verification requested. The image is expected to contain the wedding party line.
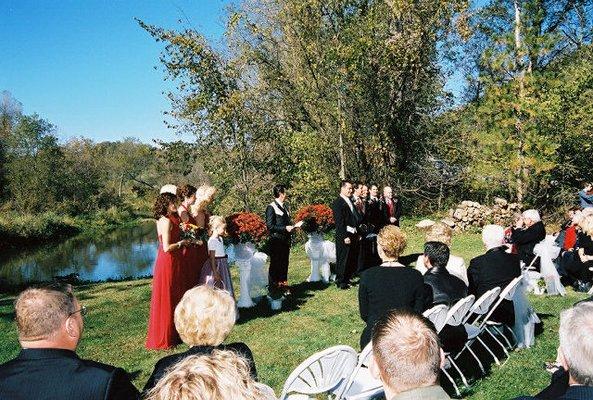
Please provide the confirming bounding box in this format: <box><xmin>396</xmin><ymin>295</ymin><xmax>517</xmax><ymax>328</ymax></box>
<box><xmin>2</xmin><ymin>180</ymin><xmax>593</xmax><ymax>400</ymax></box>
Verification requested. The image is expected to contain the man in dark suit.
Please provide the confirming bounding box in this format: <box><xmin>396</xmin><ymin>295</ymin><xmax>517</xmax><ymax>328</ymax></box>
<box><xmin>468</xmin><ymin>225</ymin><xmax>521</xmax><ymax>327</ymax></box>
<box><xmin>265</xmin><ymin>184</ymin><xmax>294</xmax><ymax>292</ymax></box>
<box><xmin>332</xmin><ymin>179</ymin><xmax>358</xmax><ymax>289</ymax></box>
<box><xmin>514</xmin><ymin>302</ymin><xmax>593</xmax><ymax>400</ymax></box>
<box><xmin>359</xmin><ymin>184</ymin><xmax>383</xmax><ymax>271</ymax></box>
<box><xmin>0</xmin><ymin>284</ymin><xmax>140</xmax><ymax>400</ymax></box>
<box><xmin>381</xmin><ymin>186</ymin><xmax>402</xmax><ymax>227</ymax></box>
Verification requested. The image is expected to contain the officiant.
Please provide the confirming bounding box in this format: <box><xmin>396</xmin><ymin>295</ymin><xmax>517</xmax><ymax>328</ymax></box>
<box><xmin>265</xmin><ymin>184</ymin><xmax>297</xmax><ymax>293</ymax></box>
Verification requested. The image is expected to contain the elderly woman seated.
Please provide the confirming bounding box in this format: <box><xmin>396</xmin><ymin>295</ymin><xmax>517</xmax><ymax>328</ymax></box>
<box><xmin>510</xmin><ymin>209</ymin><xmax>546</xmax><ymax>268</ymax></box>
<box><xmin>358</xmin><ymin>225</ymin><xmax>425</xmax><ymax>349</ymax></box>
<box><xmin>143</xmin><ymin>286</ymin><xmax>256</xmax><ymax>393</ymax></box>
<box><xmin>415</xmin><ymin>221</ymin><xmax>468</xmax><ymax>285</ymax></box>
<box><xmin>145</xmin><ymin>350</ymin><xmax>275</xmax><ymax>400</ymax></box>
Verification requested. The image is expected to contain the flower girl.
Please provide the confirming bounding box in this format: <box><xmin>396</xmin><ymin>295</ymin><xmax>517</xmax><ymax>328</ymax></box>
<box><xmin>199</xmin><ymin>216</ymin><xmax>236</xmax><ymax>300</ymax></box>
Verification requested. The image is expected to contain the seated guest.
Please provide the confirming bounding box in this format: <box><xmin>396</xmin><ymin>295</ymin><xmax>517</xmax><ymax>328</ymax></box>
<box><xmin>468</xmin><ymin>225</ymin><xmax>521</xmax><ymax>327</ymax></box>
<box><xmin>510</xmin><ymin>209</ymin><xmax>546</xmax><ymax>268</ymax></box>
<box><xmin>415</xmin><ymin>222</ymin><xmax>468</xmax><ymax>285</ymax></box>
<box><xmin>564</xmin><ymin>213</ymin><xmax>593</xmax><ymax>290</ymax></box>
<box><xmin>0</xmin><ymin>284</ymin><xmax>140</xmax><ymax>400</ymax></box>
<box><xmin>555</xmin><ymin>208</ymin><xmax>580</xmax><ymax>252</ymax></box>
<box><xmin>514</xmin><ymin>302</ymin><xmax>593</xmax><ymax>399</ymax></box>
<box><xmin>358</xmin><ymin>225</ymin><xmax>425</xmax><ymax>349</ymax></box>
<box><xmin>144</xmin><ymin>286</ymin><xmax>256</xmax><ymax>392</ymax></box>
<box><xmin>579</xmin><ymin>183</ymin><xmax>593</xmax><ymax>209</ymax></box>
<box><xmin>370</xmin><ymin>309</ymin><xmax>450</xmax><ymax>400</ymax></box>
<box><xmin>145</xmin><ymin>350</ymin><xmax>276</xmax><ymax>400</ymax></box>
<box><xmin>422</xmin><ymin>241</ymin><xmax>468</xmax><ymax>354</ymax></box>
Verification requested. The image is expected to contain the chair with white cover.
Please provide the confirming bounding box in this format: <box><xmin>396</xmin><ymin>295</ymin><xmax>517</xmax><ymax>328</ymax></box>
<box><xmin>423</xmin><ymin>304</ymin><xmax>449</xmax><ymax>333</ymax></box>
<box><xmin>337</xmin><ymin>342</ymin><xmax>383</xmax><ymax>400</ymax></box>
<box><xmin>455</xmin><ymin>287</ymin><xmax>501</xmax><ymax>374</ymax></box>
<box><xmin>280</xmin><ymin>345</ymin><xmax>358</xmax><ymax>400</ymax></box>
<box><xmin>439</xmin><ymin>295</ymin><xmax>475</xmax><ymax>393</ymax></box>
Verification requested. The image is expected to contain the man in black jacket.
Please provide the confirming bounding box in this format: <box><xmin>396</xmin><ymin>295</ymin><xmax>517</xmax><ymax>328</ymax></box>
<box><xmin>422</xmin><ymin>241</ymin><xmax>468</xmax><ymax>353</ymax></box>
<box><xmin>265</xmin><ymin>184</ymin><xmax>295</xmax><ymax>291</ymax></box>
<box><xmin>332</xmin><ymin>180</ymin><xmax>358</xmax><ymax>289</ymax></box>
<box><xmin>468</xmin><ymin>225</ymin><xmax>521</xmax><ymax>327</ymax></box>
<box><xmin>0</xmin><ymin>284</ymin><xmax>140</xmax><ymax>400</ymax></box>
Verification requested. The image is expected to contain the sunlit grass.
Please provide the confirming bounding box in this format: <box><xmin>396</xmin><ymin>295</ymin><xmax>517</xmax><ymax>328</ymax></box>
<box><xmin>0</xmin><ymin>220</ymin><xmax>586</xmax><ymax>398</ymax></box>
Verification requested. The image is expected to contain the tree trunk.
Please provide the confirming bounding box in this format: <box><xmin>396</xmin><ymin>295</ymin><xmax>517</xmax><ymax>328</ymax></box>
<box><xmin>514</xmin><ymin>0</ymin><xmax>526</xmax><ymax>204</ymax></box>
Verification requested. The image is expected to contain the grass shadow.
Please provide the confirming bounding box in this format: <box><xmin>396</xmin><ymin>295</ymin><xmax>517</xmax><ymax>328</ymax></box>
<box><xmin>237</xmin><ymin>281</ymin><xmax>330</xmax><ymax>324</ymax></box>
<box><xmin>0</xmin><ymin>310</ymin><xmax>15</xmax><ymax>322</ymax></box>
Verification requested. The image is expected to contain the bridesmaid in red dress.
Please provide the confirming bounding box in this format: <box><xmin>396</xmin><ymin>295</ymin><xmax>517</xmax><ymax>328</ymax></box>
<box><xmin>191</xmin><ymin>185</ymin><xmax>217</xmax><ymax>278</ymax></box>
<box><xmin>178</xmin><ymin>184</ymin><xmax>201</xmax><ymax>293</ymax></box>
<box><xmin>146</xmin><ymin>192</ymin><xmax>189</xmax><ymax>350</ymax></box>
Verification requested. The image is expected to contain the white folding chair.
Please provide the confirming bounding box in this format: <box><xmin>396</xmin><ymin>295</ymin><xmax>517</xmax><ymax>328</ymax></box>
<box><xmin>482</xmin><ymin>276</ymin><xmax>523</xmax><ymax>357</ymax></box>
<box><xmin>337</xmin><ymin>342</ymin><xmax>384</xmax><ymax>400</ymax></box>
<box><xmin>423</xmin><ymin>304</ymin><xmax>449</xmax><ymax>333</ymax></box>
<box><xmin>280</xmin><ymin>345</ymin><xmax>358</xmax><ymax>400</ymax></box>
<box><xmin>440</xmin><ymin>295</ymin><xmax>475</xmax><ymax>392</ymax></box>
<box><xmin>456</xmin><ymin>287</ymin><xmax>501</xmax><ymax>374</ymax></box>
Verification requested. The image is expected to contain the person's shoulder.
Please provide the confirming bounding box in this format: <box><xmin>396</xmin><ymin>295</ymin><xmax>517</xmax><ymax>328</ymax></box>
<box><xmin>77</xmin><ymin>357</ymin><xmax>126</xmax><ymax>380</ymax></box>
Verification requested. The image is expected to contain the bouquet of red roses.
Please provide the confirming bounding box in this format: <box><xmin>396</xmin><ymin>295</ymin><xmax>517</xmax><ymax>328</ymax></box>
<box><xmin>225</xmin><ymin>212</ymin><xmax>267</xmax><ymax>244</ymax></box>
<box><xmin>179</xmin><ymin>222</ymin><xmax>208</xmax><ymax>245</ymax></box>
<box><xmin>294</xmin><ymin>204</ymin><xmax>335</xmax><ymax>234</ymax></box>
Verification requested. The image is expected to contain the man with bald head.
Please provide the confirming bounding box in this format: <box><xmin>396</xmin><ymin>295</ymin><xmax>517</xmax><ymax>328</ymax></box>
<box><xmin>0</xmin><ymin>284</ymin><xmax>139</xmax><ymax>399</ymax></box>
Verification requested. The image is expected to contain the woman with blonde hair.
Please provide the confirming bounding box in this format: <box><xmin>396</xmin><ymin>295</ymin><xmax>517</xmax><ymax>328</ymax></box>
<box><xmin>143</xmin><ymin>286</ymin><xmax>255</xmax><ymax>393</ymax></box>
<box><xmin>145</xmin><ymin>350</ymin><xmax>275</xmax><ymax>400</ymax></box>
<box><xmin>198</xmin><ymin>216</ymin><xmax>236</xmax><ymax>300</ymax></box>
<box><xmin>358</xmin><ymin>225</ymin><xmax>425</xmax><ymax>349</ymax></box>
<box><xmin>190</xmin><ymin>184</ymin><xmax>217</xmax><ymax>283</ymax></box>
<box><xmin>415</xmin><ymin>221</ymin><xmax>468</xmax><ymax>285</ymax></box>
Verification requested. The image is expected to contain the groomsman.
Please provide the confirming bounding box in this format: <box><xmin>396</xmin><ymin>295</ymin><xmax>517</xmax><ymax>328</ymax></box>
<box><xmin>359</xmin><ymin>184</ymin><xmax>383</xmax><ymax>271</ymax></box>
<box><xmin>332</xmin><ymin>180</ymin><xmax>359</xmax><ymax>289</ymax></box>
<box><xmin>382</xmin><ymin>186</ymin><xmax>402</xmax><ymax>227</ymax></box>
<box><xmin>265</xmin><ymin>184</ymin><xmax>294</xmax><ymax>291</ymax></box>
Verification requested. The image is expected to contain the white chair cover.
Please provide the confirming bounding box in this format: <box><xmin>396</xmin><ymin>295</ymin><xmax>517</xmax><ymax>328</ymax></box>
<box><xmin>533</xmin><ymin>235</ymin><xmax>565</xmax><ymax>296</ymax></box>
<box><xmin>249</xmin><ymin>251</ymin><xmax>269</xmax><ymax>298</ymax></box>
<box><xmin>280</xmin><ymin>345</ymin><xmax>358</xmax><ymax>400</ymax></box>
<box><xmin>423</xmin><ymin>304</ymin><xmax>449</xmax><ymax>333</ymax></box>
<box><xmin>512</xmin><ymin>274</ymin><xmax>541</xmax><ymax>348</ymax></box>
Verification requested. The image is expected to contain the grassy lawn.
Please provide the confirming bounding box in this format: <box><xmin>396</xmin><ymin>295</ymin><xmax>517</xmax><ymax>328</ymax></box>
<box><xmin>0</xmin><ymin>221</ymin><xmax>587</xmax><ymax>398</ymax></box>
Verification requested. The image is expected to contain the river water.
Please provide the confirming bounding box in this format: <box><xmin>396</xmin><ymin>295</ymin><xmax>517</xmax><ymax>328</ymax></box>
<box><xmin>0</xmin><ymin>222</ymin><xmax>158</xmax><ymax>285</ymax></box>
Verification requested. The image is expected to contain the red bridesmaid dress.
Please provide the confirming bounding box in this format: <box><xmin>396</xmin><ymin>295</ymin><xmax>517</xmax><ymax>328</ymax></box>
<box><xmin>146</xmin><ymin>213</ymin><xmax>184</xmax><ymax>350</ymax></box>
<box><xmin>179</xmin><ymin>205</ymin><xmax>201</xmax><ymax>293</ymax></box>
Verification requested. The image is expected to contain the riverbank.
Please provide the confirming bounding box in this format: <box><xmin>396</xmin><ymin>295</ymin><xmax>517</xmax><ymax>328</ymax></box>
<box><xmin>0</xmin><ymin>227</ymin><xmax>584</xmax><ymax>398</ymax></box>
<box><xmin>0</xmin><ymin>206</ymin><xmax>149</xmax><ymax>250</ymax></box>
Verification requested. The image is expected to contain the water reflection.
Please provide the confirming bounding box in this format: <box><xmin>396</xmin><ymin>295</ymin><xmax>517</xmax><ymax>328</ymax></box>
<box><xmin>0</xmin><ymin>222</ymin><xmax>158</xmax><ymax>285</ymax></box>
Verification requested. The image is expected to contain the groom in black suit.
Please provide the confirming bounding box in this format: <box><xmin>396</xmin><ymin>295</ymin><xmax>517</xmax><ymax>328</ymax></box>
<box><xmin>332</xmin><ymin>180</ymin><xmax>359</xmax><ymax>289</ymax></box>
<box><xmin>265</xmin><ymin>184</ymin><xmax>294</xmax><ymax>291</ymax></box>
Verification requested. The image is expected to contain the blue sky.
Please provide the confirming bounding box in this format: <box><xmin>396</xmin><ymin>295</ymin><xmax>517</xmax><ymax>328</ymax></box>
<box><xmin>1</xmin><ymin>0</ymin><xmax>230</xmax><ymax>143</ymax></box>
<box><xmin>1</xmin><ymin>0</ymin><xmax>467</xmax><ymax>144</ymax></box>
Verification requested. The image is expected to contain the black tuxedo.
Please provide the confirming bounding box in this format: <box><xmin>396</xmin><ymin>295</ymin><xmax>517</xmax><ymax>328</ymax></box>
<box><xmin>468</xmin><ymin>246</ymin><xmax>521</xmax><ymax>327</ymax></box>
<box><xmin>357</xmin><ymin>197</ymin><xmax>383</xmax><ymax>272</ymax></box>
<box><xmin>0</xmin><ymin>348</ymin><xmax>140</xmax><ymax>400</ymax></box>
<box><xmin>332</xmin><ymin>195</ymin><xmax>359</xmax><ymax>286</ymax></box>
<box><xmin>265</xmin><ymin>200</ymin><xmax>292</xmax><ymax>285</ymax></box>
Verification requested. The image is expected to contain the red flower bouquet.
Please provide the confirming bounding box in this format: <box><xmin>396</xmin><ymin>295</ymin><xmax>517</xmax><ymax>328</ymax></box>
<box><xmin>294</xmin><ymin>204</ymin><xmax>335</xmax><ymax>234</ymax></box>
<box><xmin>225</xmin><ymin>212</ymin><xmax>267</xmax><ymax>244</ymax></box>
